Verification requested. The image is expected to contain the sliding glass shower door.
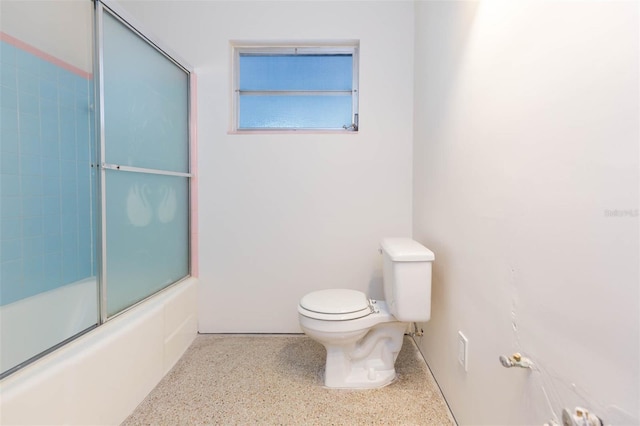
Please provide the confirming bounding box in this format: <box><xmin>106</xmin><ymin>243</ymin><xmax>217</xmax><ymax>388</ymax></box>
<box><xmin>0</xmin><ymin>0</ymin><xmax>97</xmax><ymax>377</ymax></box>
<box><xmin>97</xmin><ymin>6</ymin><xmax>191</xmax><ymax>318</ymax></box>
<box><xmin>0</xmin><ymin>0</ymin><xmax>192</xmax><ymax>378</ymax></box>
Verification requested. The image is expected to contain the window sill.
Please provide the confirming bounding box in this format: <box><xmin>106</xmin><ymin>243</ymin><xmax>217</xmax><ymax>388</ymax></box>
<box><xmin>228</xmin><ymin>129</ymin><xmax>359</xmax><ymax>135</ymax></box>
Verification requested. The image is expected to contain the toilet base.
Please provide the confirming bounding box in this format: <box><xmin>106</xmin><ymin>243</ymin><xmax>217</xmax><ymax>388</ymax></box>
<box><xmin>323</xmin><ymin>364</ymin><xmax>397</xmax><ymax>389</ymax></box>
<box><xmin>320</xmin><ymin>321</ymin><xmax>407</xmax><ymax>389</ymax></box>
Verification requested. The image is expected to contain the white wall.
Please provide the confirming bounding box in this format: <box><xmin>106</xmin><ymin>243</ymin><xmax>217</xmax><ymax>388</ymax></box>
<box><xmin>117</xmin><ymin>0</ymin><xmax>415</xmax><ymax>332</ymax></box>
<box><xmin>413</xmin><ymin>1</ymin><xmax>639</xmax><ymax>425</ymax></box>
<box><xmin>0</xmin><ymin>0</ymin><xmax>93</xmax><ymax>73</ymax></box>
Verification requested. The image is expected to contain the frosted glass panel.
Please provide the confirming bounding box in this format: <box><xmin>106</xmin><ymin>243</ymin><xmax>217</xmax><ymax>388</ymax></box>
<box><xmin>102</xmin><ymin>12</ymin><xmax>188</xmax><ymax>173</ymax></box>
<box><xmin>237</xmin><ymin>53</ymin><xmax>355</xmax><ymax>129</ymax></box>
<box><xmin>240</xmin><ymin>54</ymin><xmax>352</xmax><ymax>91</ymax></box>
<box><xmin>105</xmin><ymin>171</ymin><xmax>188</xmax><ymax>316</ymax></box>
<box><xmin>0</xmin><ymin>0</ymin><xmax>98</xmax><ymax>377</ymax></box>
<box><xmin>239</xmin><ymin>95</ymin><xmax>352</xmax><ymax>129</ymax></box>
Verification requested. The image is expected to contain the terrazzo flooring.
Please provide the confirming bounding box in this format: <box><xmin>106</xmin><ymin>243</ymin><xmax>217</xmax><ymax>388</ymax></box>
<box><xmin>122</xmin><ymin>334</ymin><xmax>455</xmax><ymax>425</ymax></box>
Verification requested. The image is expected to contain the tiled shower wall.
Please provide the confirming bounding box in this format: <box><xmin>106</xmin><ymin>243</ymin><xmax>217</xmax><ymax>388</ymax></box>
<box><xmin>0</xmin><ymin>36</ymin><xmax>95</xmax><ymax>306</ymax></box>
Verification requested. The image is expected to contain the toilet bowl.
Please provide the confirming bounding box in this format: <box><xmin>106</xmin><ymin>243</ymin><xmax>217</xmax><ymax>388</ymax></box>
<box><xmin>298</xmin><ymin>290</ymin><xmax>407</xmax><ymax>388</ymax></box>
<box><xmin>298</xmin><ymin>238</ymin><xmax>434</xmax><ymax>389</ymax></box>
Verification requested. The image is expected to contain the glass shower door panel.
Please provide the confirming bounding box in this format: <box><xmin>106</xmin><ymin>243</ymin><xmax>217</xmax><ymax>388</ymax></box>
<box><xmin>101</xmin><ymin>8</ymin><xmax>190</xmax><ymax>317</ymax></box>
<box><xmin>102</xmin><ymin>12</ymin><xmax>189</xmax><ymax>173</ymax></box>
<box><xmin>0</xmin><ymin>0</ymin><xmax>97</xmax><ymax>377</ymax></box>
<box><xmin>105</xmin><ymin>171</ymin><xmax>188</xmax><ymax>316</ymax></box>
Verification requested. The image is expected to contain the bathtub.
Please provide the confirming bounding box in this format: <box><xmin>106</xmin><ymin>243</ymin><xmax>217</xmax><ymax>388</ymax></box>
<box><xmin>0</xmin><ymin>277</ymin><xmax>99</xmax><ymax>374</ymax></box>
<box><xmin>0</xmin><ymin>276</ymin><xmax>197</xmax><ymax>425</ymax></box>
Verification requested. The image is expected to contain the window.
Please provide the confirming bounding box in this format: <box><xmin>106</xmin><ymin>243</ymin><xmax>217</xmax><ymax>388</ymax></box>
<box><xmin>231</xmin><ymin>43</ymin><xmax>359</xmax><ymax>132</ymax></box>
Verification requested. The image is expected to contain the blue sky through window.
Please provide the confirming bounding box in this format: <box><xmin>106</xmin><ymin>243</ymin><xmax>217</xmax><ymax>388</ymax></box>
<box><xmin>239</xmin><ymin>54</ymin><xmax>352</xmax><ymax>91</ymax></box>
<box><xmin>237</xmin><ymin>52</ymin><xmax>356</xmax><ymax>129</ymax></box>
<box><xmin>239</xmin><ymin>95</ymin><xmax>352</xmax><ymax>129</ymax></box>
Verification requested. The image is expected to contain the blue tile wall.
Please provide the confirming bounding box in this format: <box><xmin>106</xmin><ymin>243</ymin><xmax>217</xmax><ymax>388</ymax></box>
<box><xmin>0</xmin><ymin>40</ymin><xmax>96</xmax><ymax>306</ymax></box>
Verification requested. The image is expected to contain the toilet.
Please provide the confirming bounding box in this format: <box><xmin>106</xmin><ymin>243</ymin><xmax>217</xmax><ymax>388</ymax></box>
<box><xmin>298</xmin><ymin>238</ymin><xmax>435</xmax><ymax>389</ymax></box>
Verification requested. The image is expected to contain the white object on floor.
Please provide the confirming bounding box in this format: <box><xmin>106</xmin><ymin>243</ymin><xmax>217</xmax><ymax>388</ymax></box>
<box><xmin>298</xmin><ymin>238</ymin><xmax>434</xmax><ymax>389</ymax></box>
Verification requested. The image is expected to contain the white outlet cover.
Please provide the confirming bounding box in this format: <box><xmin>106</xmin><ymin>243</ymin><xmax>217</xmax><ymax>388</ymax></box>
<box><xmin>458</xmin><ymin>331</ymin><xmax>468</xmax><ymax>371</ymax></box>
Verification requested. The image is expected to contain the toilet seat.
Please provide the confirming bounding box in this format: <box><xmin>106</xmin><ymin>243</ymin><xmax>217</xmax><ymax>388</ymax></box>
<box><xmin>299</xmin><ymin>289</ymin><xmax>373</xmax><ymax>321</ymax></box>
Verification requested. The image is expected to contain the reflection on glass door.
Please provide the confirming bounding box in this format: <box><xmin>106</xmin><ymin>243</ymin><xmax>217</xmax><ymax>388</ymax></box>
<box><xmin>98</xmin><ymin>7</ymin><xmax>191</xmax><ymax>318</ymax></box>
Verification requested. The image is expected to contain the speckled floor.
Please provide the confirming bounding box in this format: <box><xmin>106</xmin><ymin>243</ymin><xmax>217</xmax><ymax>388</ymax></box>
<box><xmin>122</xmin><ymin>334</ymin><xmax>455</xmax><ymax>426</ymax></box>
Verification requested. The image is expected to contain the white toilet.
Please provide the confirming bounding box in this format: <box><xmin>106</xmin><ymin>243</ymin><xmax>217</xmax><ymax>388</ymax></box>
<box><xmin>298</xmin><ymin>238</ymin><xmax>434</xmax><ymax>389</ymax></box>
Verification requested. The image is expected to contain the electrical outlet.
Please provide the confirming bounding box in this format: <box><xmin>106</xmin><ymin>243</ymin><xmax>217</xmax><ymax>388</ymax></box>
<box><xmin>458</xmin><ymin>331</ymin><xmax>468</xmax><ymax>371</ymax></box>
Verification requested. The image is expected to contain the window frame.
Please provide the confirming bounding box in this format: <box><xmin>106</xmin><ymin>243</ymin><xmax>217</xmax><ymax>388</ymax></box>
<box><xmin>230</xmin><ymin>41</ymin><xmax>360</xmax><ymax>133</ymax></box>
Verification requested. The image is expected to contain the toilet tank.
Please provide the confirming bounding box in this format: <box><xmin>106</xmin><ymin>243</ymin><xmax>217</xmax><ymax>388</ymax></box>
<box><xmin>380</xmin><ymin>238</ymin><xmax>435</xmax><ymax>323</ymax></box>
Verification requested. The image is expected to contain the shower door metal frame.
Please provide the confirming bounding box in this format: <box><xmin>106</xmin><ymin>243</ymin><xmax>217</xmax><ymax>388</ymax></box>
<box><xmin>94</xmin><ymin>0</ymin><xmax>194</xmax><ymax>324</ymax></box>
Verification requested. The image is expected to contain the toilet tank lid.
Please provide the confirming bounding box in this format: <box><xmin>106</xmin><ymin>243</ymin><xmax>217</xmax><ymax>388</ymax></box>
<box><xmin>381</xmin><ymin>238</ymin><xmax>435</xmax><ymax>261</ymax></box>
